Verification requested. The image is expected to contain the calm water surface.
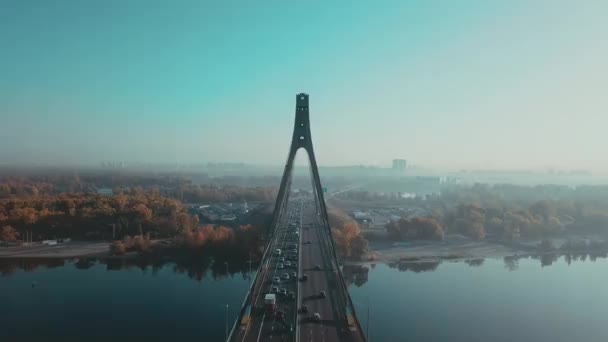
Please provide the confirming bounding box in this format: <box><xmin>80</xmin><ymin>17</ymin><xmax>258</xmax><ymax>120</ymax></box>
<box><xmin>2</xmin><ymin>259</ymin><xmax>251</xmax><ymax>341</ymax></box>
<box><xmin>2</xmin><ymin>256</ymin><xmax>607</xmax><ymax>341</ymax></box>
<box><xmin>348</xmin><ymin>257</ymin><xmax>608</xmax><ymax>342</ymax></box>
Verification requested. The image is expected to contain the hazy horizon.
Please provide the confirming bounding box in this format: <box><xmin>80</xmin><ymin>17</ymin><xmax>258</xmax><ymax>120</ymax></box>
<box><xmin>2</xmin><ymin>1</ymin><xmax>607</xmax><ymax>172</ymax></box>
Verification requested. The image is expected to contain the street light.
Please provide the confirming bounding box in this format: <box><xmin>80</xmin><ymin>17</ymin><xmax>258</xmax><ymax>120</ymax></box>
<box><xmin>225</xmin><ymin>303</ymin><xmax>229</xmax><ymax>341</ymax></box>
<box><xmin>367</xmin><ymin>296</ymin><xmax>371</xmax><ymax>342</ymax></box>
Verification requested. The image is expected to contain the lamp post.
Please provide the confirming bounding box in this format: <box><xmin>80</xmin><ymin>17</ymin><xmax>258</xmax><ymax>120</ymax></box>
<box><xmin>367</xmin><ymin>296</ymin><xmax>371</xmax><ymax>342</ymax></box>
<box><xmin>225</xmin><ymin>304</ymin><xmax>229</xmax><ymax>341</ymax></box>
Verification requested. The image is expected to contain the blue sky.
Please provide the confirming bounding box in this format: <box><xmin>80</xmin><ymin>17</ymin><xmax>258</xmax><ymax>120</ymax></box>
<box><xmin>1</xmin><ymin>1</ymin><xmax>607</xmax><ymax>171</ymax></box>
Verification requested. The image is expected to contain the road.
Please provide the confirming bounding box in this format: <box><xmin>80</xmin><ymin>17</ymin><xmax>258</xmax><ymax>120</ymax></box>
<box><xmin>231</xmin><ymin>193</ymin><xmax>365</xmax><ymax>342</ymax></box>
<box><xmin>297</xmin><ymin>198</ymin><xmax>342</xmax><ymax>342</ymax></box>
<box><xmin>233</xmin><ymin>197</ymin><xmax>302</xmax><ymax>342</ymax></box>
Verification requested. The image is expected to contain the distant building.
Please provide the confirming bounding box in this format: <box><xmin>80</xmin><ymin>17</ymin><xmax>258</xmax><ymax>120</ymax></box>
<box><xmin>392</xmin><ymin>159</ymin><xmax>407</xmax><ymax>172</ymax></box>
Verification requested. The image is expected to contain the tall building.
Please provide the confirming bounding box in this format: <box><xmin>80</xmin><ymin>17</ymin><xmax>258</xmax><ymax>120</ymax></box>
<box><xmin>392</xmin><ymin>159</ymin><xmax>407</xmax><ymax>172</ymax></box>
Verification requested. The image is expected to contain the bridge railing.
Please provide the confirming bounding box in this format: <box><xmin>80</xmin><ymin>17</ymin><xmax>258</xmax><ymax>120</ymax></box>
<box><xmin>316</xmin><ymin>206</ymin><xmax>367</xmax><ymax>341</ymax></box>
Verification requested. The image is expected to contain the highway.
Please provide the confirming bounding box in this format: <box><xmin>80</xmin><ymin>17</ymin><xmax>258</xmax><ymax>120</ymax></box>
<box><xmin>231</xmin><ymin>194</ymin><xmax>365</xmax><ymax>342</ymax></box>
<box><xmin>298</xmin><ymin>197</ymin><xmax>341</xmax><ymax>342</ymax></box>
<box><xmin>233</xmin><ymin>196</ymin><xmax>302</xmax><ymax>342</ymax></box>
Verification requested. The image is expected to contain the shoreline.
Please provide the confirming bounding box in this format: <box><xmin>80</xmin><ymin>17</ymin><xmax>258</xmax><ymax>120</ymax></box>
<box><xmin>0</xmin><ymin>241</ymin><xmax>111</xmax><ymax>258</ymax></box>
<box><xmin>3</xmin><ymin>237</ymin><xmax>607</xmax><ymax>265</ymax></box>
<box><xmin>356</xmin><ymin>233</ymin><xmax>608</xmax><ymax>264</ymax></box>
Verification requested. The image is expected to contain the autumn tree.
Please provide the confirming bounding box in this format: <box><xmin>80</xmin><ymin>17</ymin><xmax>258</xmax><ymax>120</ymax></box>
<box><xmin>1</xmin><ymin>225</ymin><xmax>19</xmax><ymax>242</ymax></box>
<box><xmin>132</xmin><ymin>203</ymin><xmax>152</xmax><ymax>235</ymax></box>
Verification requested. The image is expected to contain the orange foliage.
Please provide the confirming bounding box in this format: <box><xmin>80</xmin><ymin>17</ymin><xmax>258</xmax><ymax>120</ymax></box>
<box><xmin>1</xmin><ymin>225</ymin><xmax>19</xmax><ymax>242</ymax></box>
<box><xmin>329</xmin><ymin>208</ymin><xmax>369</xmax><ymax>260</ymax></box>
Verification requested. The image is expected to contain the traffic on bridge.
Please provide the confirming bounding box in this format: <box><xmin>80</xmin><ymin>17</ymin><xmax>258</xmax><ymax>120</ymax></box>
<box><xmin>228</xmin><ymin>93</ymin><xmax>365</xmax><ymax>342</ymax></box>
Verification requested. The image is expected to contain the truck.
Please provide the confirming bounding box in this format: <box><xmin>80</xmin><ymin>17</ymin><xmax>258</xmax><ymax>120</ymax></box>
<box><xmin>264</xmin><ymin>293</ymin><xmax>277</xmax><ymax>314</ymax></box>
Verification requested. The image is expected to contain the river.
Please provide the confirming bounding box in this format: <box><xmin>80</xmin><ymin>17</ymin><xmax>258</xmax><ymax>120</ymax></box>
<box><xmin>2</xmin><ymin>255</ymin><xmax>607</xmax><ymax>341</ymax></box>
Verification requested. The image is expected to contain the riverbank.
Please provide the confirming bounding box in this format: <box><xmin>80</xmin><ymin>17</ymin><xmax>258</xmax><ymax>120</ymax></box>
<box><xmin>363</xmin><ymin>233</ymin><xmax>608</xmax><ymax>263</ymax></box>
<box><xmin>0</xmin><ymin>241</ymin><xmax>111</xmax><ymax>258</ymax></box>
<box><xmin>366</xmin><ymin>236</ymin><xmax>517</xmax><ymax>263</ymax></box>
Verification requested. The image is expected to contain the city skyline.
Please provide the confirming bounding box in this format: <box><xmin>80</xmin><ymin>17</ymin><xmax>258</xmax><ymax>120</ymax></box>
<box><xmin>1</xmin><ymin>1</ymin><xmax>607</xmax><ymax>172</ymax></box>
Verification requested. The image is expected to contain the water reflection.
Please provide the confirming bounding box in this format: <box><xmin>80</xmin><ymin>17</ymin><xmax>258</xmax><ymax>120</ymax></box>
<box><xmin>3</xmin><ymin>250</ymin><xmax>607</xmax><ymax>283</ymax></box>
<box><xmin>389</xmin><ymin>261</ymin><xmax>440</xmax><ymax>273</ymax></box>
<box><xmin>465</xmin><ymin>258</ymin><xmax>484</xmax><ymax>267</ymax></box>
<box><xmin>0</xmin><ymin>255</ymin><xmax>257</xmax><ymax>282</ymax></box>
<box><xmin>343</xmin><ymin>251</ymin><xmax>608</xmax><ymax>283</ymax></box>
<box><xmin>343</xmin><ymin>264</ymin><xmax>370</xmax><ymax>287</ymax></box>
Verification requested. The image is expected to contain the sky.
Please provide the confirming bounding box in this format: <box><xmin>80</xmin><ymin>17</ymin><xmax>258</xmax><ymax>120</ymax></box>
<box><xmin>1</xmin><ymin>0</ymin><xmax>607</xmax><ymax>172</ymax></box>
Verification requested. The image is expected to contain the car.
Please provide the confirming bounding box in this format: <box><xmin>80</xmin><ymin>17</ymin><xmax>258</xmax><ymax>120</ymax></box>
<box><xmin>285</xmin><ymin>261</ymin><xmax>291</xmax><ymax>267</ymax></box>
<box><xmin>279</xmin><ymin>257</ymin><xmax>285</xmax><ymax>262</ymax></box>
<box><xmin>277</xmin><ymin>263</ymin><xmax>284</xmax><ymax>269</ymax></box>
<box><xmin>288</xmin><ymin>291</ymin><xmax>295</xmax><ymax>300</ymax></box>
<box><xmin>314</xmin><ymin>265</ymin><xmax>321</xmax><ymax>270</ymax></box>
<box><xmin>299</xmin><ymin>305</ymin><xmax>308</xmax><ymax>314</ymax></box>
<box><xmin>309</xmin><ymin>313</ymin><xmax>321</xmax><ymax>322</ymax></box>
<box><xmin>279</xmin><ymin>288</ymin><xmax>287</xmax><ymax>296</ymax></box>
<box><xmin>271</xmin><ymin>286</ymin><xmax>279</xmax><ymax>293</ymax></box>
<box><xmin>292</xmin><ymin>249</ymin><xmax>298</xmax><ymax>253</ymax></box>
<box><xmin>273</xmin><ymin>277</ymin><xmax>281</xmax><ymax>284</ymax></box>
<box><xmin>305</xmin><ymin>240</ymin><xmax>312</xmax><ymax>244</ymax></box>
<box><xmin>291</xmin><ymin>271</ymin><xmax>297</xmax><ymax>278</ymax></box>
<box><xmin>319</xmin><ymin>291</ymin><xmax>326</xmax><ymax>299</ymax></box>
<box><xmin>276</xmin><ymin>311</ymin><xmax>285</xmax><ymax>320</ymax></box>
<box><xmin>274</xmin><ymin>249</ymin><xmax>282</xmax><ymax>256</ymax></box>
<box><xmin>282</xmin><ymin>273</ymin><xmax>290</xmax><ymax>280</ymax></box>
<box><xmin>300</xmin><ymin>274</ymin><xmax>308</xmax><ymax>281</ymax></box>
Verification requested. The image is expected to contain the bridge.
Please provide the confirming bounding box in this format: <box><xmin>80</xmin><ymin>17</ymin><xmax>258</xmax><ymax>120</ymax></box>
<box><xmin>228</xmin><ymin>94</ymin><xmax>366</xmax><ymax>342</ymax></box>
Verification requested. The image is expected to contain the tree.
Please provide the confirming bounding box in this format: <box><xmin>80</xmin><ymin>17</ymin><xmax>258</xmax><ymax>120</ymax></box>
<box><xmin>132</xmin><ymin>204</ymin><xmax>152</xmax><ymax>235</ymax></box>
<box><xmin>1</xmin><ymin>225</ymin><xmax>19</xmax><ymax>242</ymax></box>
<box><xmin>386</xmin><ymin>217</ymin><xmax>444</xmax><ymax>241</ymax></box>
<box><xmin>110</xmin><ymin>241</ymin><xmax>126</xmax><ymax>255</ymax></box>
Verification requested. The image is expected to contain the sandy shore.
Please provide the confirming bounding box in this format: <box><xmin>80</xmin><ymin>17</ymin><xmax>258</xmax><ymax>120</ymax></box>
<box><xmin>367</xmin><ymin>235</ymin><xmax>527</xmax><ymax>263</ymax></box>
<box><xmin>0</xmin><ymin>241</ymin><xmax>110</xmax><ymax>258</ymax></box>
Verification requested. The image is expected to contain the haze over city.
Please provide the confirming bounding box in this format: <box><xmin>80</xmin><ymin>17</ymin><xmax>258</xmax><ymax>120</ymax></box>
<box><xmin>1</xmin><ymin>0</ymin><xmax>607</xmax><ymax>172</ymax></box>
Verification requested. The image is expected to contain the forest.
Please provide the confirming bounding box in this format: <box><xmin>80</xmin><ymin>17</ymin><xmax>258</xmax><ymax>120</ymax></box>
<box><xmin>380</xmin><ymin>184</ymin><xmax>608</xmax><ymax>242</ymax></box>
<box><xmin>0</xmin><ymin>171</ymin><xmax>276</xmax><ymax>260</ymax></box>
<box><xmin>0</xmin><ymin>169</ymin><xmax>277</xmax><ymax>203</ymax></box>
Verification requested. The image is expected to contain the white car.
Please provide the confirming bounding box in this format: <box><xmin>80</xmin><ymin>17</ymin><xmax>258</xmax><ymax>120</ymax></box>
<box><xmin>282</xmin><ymin>273</ymin><xmax>290</xmax><ymax>280</ymax></box>
<box><xmin>278</xmin><ymin>263</ymin><xmax>284</xmax><ymax>269</ymax></box>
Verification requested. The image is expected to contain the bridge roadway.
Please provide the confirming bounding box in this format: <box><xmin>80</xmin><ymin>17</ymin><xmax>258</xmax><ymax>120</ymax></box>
<box><xmin>231</xmin><ymin>194</ymin><xmax>365</xmax><ymax>342</ymax></box>
<box><xmin>233</xmin><ymin>196</ymin><xmax>302</xmax><ymax>342</ymax></box>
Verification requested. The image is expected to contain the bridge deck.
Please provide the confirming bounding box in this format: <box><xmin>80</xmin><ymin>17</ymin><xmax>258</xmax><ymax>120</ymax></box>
<box><xmin>230</xmin><ymin>195</ymin><xmax>365</xmax><ymax>342</ymax></box>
